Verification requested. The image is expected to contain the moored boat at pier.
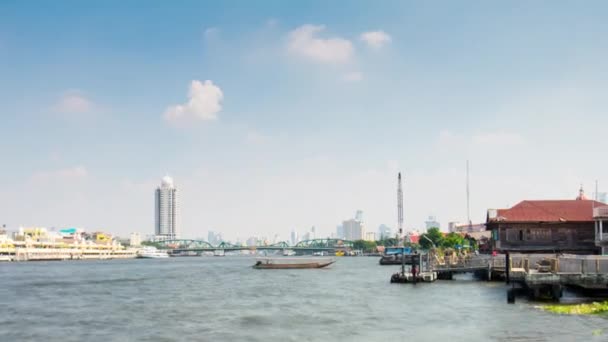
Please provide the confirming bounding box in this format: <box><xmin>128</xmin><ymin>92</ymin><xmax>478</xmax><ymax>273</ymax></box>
<box><xmin>137</xmin><ymin>247</ymin><xmax>169</xmax><ymax>259</ymax></box>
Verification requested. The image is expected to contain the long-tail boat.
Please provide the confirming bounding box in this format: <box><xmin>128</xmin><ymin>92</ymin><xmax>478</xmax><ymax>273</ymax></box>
<box><xmin>252</xmin><ymin>258</ymin><xmax>335</xmax><ymax>269</ymax></box>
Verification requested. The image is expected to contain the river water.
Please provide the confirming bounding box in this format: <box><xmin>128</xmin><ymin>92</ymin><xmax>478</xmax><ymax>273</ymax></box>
<box><xmin>1</xmin><ymin>257</ymin><xmax>607</xmax><ymax>341</ymax></box>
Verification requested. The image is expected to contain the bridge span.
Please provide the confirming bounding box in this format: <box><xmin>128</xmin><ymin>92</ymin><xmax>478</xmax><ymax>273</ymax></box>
<box><xmin>153</xmin><ymin>238</ymin><xmax>355</xmax><ymax>255</ymax></box>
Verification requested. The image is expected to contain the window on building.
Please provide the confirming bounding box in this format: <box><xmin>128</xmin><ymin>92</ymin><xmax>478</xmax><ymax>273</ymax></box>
<box><xmin>531</xmin><ymin>229</ymin><xmax>551</xmax><ymax>241</ymax></box>
<box><xmin>519</xmin><ymin>230</ymin><xmax>523</xmax><ymax>241</ymax></box>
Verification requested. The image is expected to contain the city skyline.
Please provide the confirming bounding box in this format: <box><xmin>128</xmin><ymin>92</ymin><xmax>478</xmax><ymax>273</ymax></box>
<box><xmin>2</xmin><ymin>2</ymin><xmax>608</xmax><ymax>240</ymax></box>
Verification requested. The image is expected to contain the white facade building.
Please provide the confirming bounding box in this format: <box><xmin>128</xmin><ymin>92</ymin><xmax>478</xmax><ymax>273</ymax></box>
<box><xmin>155</xmin><ymin>176</ymin><xmax>179</xmax><ymax>240</ymax></box>
<box><xmin>130</xmin><ymin>232</ymin><xmax>142</xmax><ymax>246</ymax></box>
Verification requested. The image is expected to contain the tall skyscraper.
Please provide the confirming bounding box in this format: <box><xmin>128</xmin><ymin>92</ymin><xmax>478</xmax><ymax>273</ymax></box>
<box><xmin>355</xmin><ymin>210</ymin><xmax>364</xmax><ymax>222</ymax></box>
<box><xmin>155</xmin><ymin>176</ymin><xmax>179</xmax><ymax>240</ymax></box>
<box><xmin>336</xmin><ymin>225</ymin><xmax>344</xmax><ymax>239</ymax></box>
<box><xmin>290</xmin><ymin>230</ymin><xmax>299</xmax><ymax>245</ymax></box>
<box><xmin>342</xmin><ymin>219</ymin><xmax>364</xmax><ymax>240</ymax></box>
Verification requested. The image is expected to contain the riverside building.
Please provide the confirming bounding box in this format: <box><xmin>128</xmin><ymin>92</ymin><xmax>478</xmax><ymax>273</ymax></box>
<box><xmin>155</xmin><ymin>176</ymin><xmax>179</xmax><ymax>240</ymax></box>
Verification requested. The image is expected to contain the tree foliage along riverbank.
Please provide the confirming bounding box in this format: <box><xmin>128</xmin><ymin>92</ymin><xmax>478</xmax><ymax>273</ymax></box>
<box><xmin>418</xmin><ymin>227</ymin><xmax>478</xmax><ymax>251</ymax></box>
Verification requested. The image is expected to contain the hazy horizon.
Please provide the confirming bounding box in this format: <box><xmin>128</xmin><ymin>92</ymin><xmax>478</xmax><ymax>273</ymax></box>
<box><xmin>2</xmin><ymin>1</ymin><xmax>608</xmax><ymax>241</ymax></box>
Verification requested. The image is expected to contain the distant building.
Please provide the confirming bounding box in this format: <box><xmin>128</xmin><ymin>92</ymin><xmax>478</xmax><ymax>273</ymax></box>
<box><xmin>486</xmin><ymin>188</ymin><xmax>602</xmax><ymax>254</ymax></box>
<box><xmin>208</xmin><ymin>231</ymin><xmax>222</xmax><ymax>246</ymax></box>
<box><xmin>155</xmin><ymin>176</ymin><xmax>179</xmax><ymax>240</ymax></box>
<box><xmin>342</xmin><ymin>219</ymin><xmax>364</xmax><ymax>240</ymax></box>
<box><xmin>290</xmin><ymin>230</ymin><xmax>299</xmax><ymax>245</ymax></box>
<box><xmin>377</xmin><ymin>224</ymin><xmax>392</xmax><ymax>240</ymax></box>
<box><xmin>246</xmin><ymin>236</ymin><xmax>257</xmax><ymax>247</ymax></box>
<box><xmin>355</xmin><ymin>210</ymin><xmax>364</xmax><ymax>222</ymax></box>
<box><xmin>450</xmin><ymin>222</ymin><xmax>485</xmax><ymax>233</ymax></box>
<box><xmin>448</xmin><ymin>222</ymin><xmax>461</xmax><ymax>233</ymax></box>
<box><xmin>130</xmin><ymin>232</ymin><xmax>141</xmax><ymax>246</ymax></box>
<box><xmin>425</xmin><ymin>216</ymin><xmax>440</xmax><ymax>230</ymax></box>
<box><xmin>336</xmin><ymin>225</ymin><xmax>344</xmax><ymax>239</ymax></box>
<box><xmin>365</xmin><ymin>231</ymin><xmax>376</xmax><ymax>241</ymax></box>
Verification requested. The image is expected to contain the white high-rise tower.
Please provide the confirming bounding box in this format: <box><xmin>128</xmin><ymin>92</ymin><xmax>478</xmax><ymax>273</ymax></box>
<box><xmin>155</xmin><ymin>175</ymin><xmax>179</xmax><ymax>240</ymax></box>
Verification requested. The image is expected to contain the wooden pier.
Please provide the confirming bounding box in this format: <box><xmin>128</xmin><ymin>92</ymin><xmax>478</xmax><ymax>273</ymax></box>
<box><xmin>389</xmin><ymin>252</ymin><xmax>608</xmax><ymax>302</ymax></box>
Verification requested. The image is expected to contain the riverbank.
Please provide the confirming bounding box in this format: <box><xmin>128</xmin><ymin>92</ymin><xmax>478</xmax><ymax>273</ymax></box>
<box><xmin>0</xmin><ymin>247</ymin><xmax>137</xmax><ymax>261</ymax></box>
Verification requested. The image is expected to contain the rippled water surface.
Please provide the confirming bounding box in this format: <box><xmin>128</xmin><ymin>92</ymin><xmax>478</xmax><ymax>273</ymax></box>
<box><xmin>1</xmin><ymin>257</ymin><xmax>607</xmax><ymax>341</ymax></box>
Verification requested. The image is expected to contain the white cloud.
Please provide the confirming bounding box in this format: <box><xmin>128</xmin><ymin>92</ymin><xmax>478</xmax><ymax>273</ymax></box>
<box><xmin>55</xmin><ymin>91</ymin><xmax>92</xmax><ymax>113</ymax></box>
<box><xmin>164</xmin><ymin>80</ymin><xmax>224</xmax><ymax>123</ymax></box>
<box><xmin>287</xmin><ymin>24</ymin><xmax>354</xmax><ymax>63</ymax></box>
<box><xmin>265</xmin><ymin>18</ymin><xmax>278</xmax><ymax>28</ymax></box>
<box><xmin>472</xmin><ymin>132</ymin><xmax>525</xmax><ymax>146</ymax></box>
<box><xmin>360</xmin><ymin>30</ymin><xmax>392</xmax><ymax>49</ymax></box>
<box><xmin>30</xmin><ymin>165</ymin><xmax>88</xmax><ymax>183</ymax></box>
<box><xmin>204</xmin><ymin>27</ymin><xmax>220</xmax><ymax>40</ymax></box>
<box><xmin>343</xmin><ymin>71</ymin><xmax>363</xmax><ymax>82</ymax></box>
<box><xmin>246</xmin><ymin>129</ymin><xmax>270</xmax><ymax>145</ymax></box>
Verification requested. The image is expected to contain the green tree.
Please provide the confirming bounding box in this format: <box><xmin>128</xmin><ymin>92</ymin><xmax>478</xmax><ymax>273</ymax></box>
<box><xmin>419</xmin><ymin>227</ymin><xmax>443</xmax><ymax>250</ymax></box>
<box><xmin>442</xmin><ymin>232</ymin><xmax>465</xmax><ymax>249</ymax></box>
<box><xmin>376</xmin><ymin>237</ymin><xmax>399</xmax><ymax>247</ymax></box>
<box><xmin>353</xmin><ymin>240</ymin><xmax>377</xmax><ymax>252</ymax></box>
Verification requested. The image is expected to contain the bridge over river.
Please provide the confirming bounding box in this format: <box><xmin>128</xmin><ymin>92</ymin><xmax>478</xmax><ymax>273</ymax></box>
<box><xmin>154</xmin><ymin>238</ymin><xmax>355</xmax><ymax>255</ymax></box>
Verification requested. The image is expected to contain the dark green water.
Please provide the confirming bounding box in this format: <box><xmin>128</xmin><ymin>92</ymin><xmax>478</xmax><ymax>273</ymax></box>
<box><xmin>1</xmin><ymin>257</ymin><xmax>606</xmax><ymax>341</ymax></box>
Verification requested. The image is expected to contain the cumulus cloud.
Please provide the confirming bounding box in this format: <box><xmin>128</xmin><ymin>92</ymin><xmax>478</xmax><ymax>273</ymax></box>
<box><xmin>360</xmin><ymin>30</ymin><xmax>392</xmax><ymax>49</ymax></box>
<box><xmin>343</xmin><ymin>71</ymin><xmax>363</xmax><ymax>82</ymax></box>
<box><xmin>287</xmin><ymin>24</ymin><xmax>354</xmax><ymax>63</ymax></box>
<box><xmin>55</xmin><ymin>91</ymin><xmax>92</xmax><ymax>113</ymax></box>
<box><xmin>472</xmin><ymin>132</ymin><xmax>525</xmax><ymax>146</ymax></box>
<box><xmin>245</xmin><ymin>129</ymin><xmax>270</xmax><ymax>144</ymax></box>
<box><xmin>30</xmin><ymin>165</ymin><xmax>88</xmax><ymax>183</ymax></box>
<box><xmin>204</xmin><ymin>27</ymin><xmax>220</xmax><ymax>40</ymax></box>
<box><xmin>164</xmin><ymin>80</ymin><xmax>224</xmax><ymax>123</ymax></box>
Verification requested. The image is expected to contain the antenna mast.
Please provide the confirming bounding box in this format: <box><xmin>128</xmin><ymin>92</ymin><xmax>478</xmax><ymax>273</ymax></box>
<box><xmin>398</xmin><ymin>172</ymin><xmax>404</xmax><ymax>239</ymax></box>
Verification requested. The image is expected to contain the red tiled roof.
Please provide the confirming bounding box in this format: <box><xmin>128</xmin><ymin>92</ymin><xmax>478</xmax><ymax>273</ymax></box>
<box><xmin>490</xmin><ymin>200</ymin><xmax>605</xmax><ymax>223</ymax></box>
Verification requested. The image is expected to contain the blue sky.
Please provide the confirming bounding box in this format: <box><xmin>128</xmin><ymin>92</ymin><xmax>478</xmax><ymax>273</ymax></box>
<box><xmin>1</xmin><ymin>1</ymin><xmax>608</xmax><ymax>241</ymax></box>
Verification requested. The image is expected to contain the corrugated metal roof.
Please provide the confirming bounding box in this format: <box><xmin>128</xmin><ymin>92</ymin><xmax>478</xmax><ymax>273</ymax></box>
<box><xmin>489</xmin><ymin>200</ymin><xmax>605</xmax><ymax>222</ymax></box>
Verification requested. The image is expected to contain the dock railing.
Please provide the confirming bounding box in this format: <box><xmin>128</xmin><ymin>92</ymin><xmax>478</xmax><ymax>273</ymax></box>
<box><xmin>505</xmin><ymin>254</ymin><xmax>608</xmax><ymax>275</ymax></box>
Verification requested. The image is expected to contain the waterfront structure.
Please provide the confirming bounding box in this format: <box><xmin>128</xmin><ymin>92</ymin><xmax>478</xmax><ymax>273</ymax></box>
<box><xmin>486</xmin><ymin>188</ymin><xmax>603</xmax><ymax>254</ymax></box>
<box><xmin>154</xmin><ymin>176</ymin><xmax>179</xmax><ymax>240</ymax></box>
<box><xmin>425</xmin><ymin>216</ymin><xmax>440</xmax><ymax>230</ymax></box>
<box><xmin>593</xmin><ymin>206</ymin><xmax>608</xmax><ymax>254</ymax></box>
<box><xmin>130</xmin><ymin>232</ymin><xmax>141</xmax><ymax>246</ymax></box>
<box><xmin>377</xmin><ymin>224</ymin><xmax>392</xmax><ymax>240</ymax></box>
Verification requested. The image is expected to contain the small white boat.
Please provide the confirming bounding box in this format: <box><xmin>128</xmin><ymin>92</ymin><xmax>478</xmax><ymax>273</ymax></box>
<box><xmin>137</xmin><ymin>247</ymin><xmax>169</xmax><ymax>259</ymax></box>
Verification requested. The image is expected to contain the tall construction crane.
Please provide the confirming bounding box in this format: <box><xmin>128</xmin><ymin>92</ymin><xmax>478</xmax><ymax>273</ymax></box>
<box><xmin>397</xmin><ymin>172</ymin><xmax>404</xmax><ymax>239</ymax></box>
